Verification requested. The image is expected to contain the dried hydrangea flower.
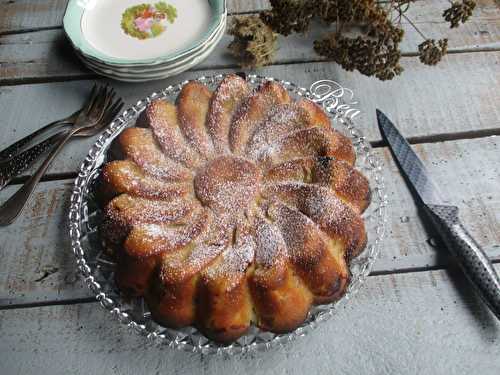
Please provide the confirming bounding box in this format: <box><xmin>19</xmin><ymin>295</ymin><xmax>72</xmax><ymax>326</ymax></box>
<box><xmin>314</xmin><ymin>2</ymin><xmax>404</xmax><ymax>80</ymax></box>
<box><xmin>443</xmin><ymin>1</ymin><xmax>476</xmax><ymax>28</ymax></box>
<box><xmin>260</xmin><ymin>0</ymin><xmax>315</xmax><ymax>36</ymax></box>
<box><xmin>418</xmin><ymin>38</ymin><xmax>448</xmax><ymax>65</ymax></box>
<box><xmin>225</xmin><ymin>0</ymin><xmax>475</xmax><ymax>80</ymax></box>
<box><xmin>228</xmin><ymin>16</ymin><xmax>278</xmax><ymax>69</ymax></box>
<box><xmin>314</xmin><ymin>33</ymin><xmax>404</xmax><ymax>81</ymax></box>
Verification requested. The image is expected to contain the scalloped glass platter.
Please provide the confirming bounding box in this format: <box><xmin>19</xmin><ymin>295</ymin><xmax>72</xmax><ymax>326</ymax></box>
<box><xmin>63</xmin><ymin>0</ymin><xmax>227</xmax><ymax>81</ymax></box>
<box><xmin>69</xmin><ymin>74</ymin><xmax>388</xmax><ymax>355</ymax></box>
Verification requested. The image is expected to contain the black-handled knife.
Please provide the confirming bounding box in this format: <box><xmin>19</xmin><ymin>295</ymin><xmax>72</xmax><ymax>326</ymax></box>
<box><xmin>377</xmin><ymin>109</ymin><xmax>500</xmax><ymax>319</ymax></box>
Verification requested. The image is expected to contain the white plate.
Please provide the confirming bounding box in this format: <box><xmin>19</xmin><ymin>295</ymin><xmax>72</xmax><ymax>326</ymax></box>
<box><xmin>64</xmin><ymin>0</ymin><xmax>226</xmax><ymax>66</ymax></box>
<box><xmin>82</xmin><ymin>0</ymin><xmax>212</xmax><ymax>61</ymax></box>
<box><xmin>78</xmin><ymin>23</ymin><xmax>224</xmax><ymax>82</ymax></box>
<box><xmin>80</xmin><ymin>13</ymin><xmax>226</xmax><ymax>74</ymax></box>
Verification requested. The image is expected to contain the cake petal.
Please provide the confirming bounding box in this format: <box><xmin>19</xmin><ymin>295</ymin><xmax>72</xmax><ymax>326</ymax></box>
<box><xmin>197</xmin><ymin>223</ymin><xmax>255</xmax><ymax>342</ymax></box>
<box><xmin>262</xmin><ymin>182</ymin><xmax>367</xmax><ymax>258</ymax></box>
<box><xmin>264</xmin><ymin>157</ymin><xmax>371</xmax><ymax>213</ymax></box>
<box><xmin>119</xmin><ymin>127</ymin><xmax>192</xmax><ymax>181</ymax></box>
<box><xmin>229</xmin><ymin>81</ymin><xmax>291</xmax><ymax>154</ymax></box>
<box><xmin>246</xmin><ymin>103</ymin><xmax>313</xmax><ymax>158</ymax></box>
<box><xmin>297</xmin><ymin>98</ymin><xmax>332</xmax><ymax>130</ymax></box>
<box><xmin>249</xmin><ymin>214</ymin><xmax>313</xmax><ymax>333</ymax></box>
<box><xmin>267</xmin><ymin>201</ymin><xmax>349</xmax><ymax>304</ymax></box>
<box><xmin>256</xmin><ymin>126</ymin><xmax>356</xmax><ymax>168</ymax></box>
<box><xmin>145</xmin><ymin>218</ymin><xmax>231</xmax><ymax>328</ymax></box>
<box><xmin>114</xmin><ymin>255</ymin><xmax>158</xmax><ymax>297</ymax></box>
<box><xmin>145</xmin><ymin>242</ymin><xmax>225</xmax><ymax>328</ymax></box>
<box><xmin>206</xmin><ymin>74</ymin><xmax>251</xmax><ymax>153</ymax></box>
<box><xmin>101</xmin><ymin>194</ymin><xmax>197</xmax><ymax>250</ymax></box>
<box><xmin>124</xmin><ymin>208</ymin><xmax>210</xmax><ymax>258</ymax></box>
<box><xmin>115</xmin><ymin>208</ymin><xmax>209</xmax><ymax>296</ymax></box>
<box><xmin>101</xmin><ymin>160</ymin><xmax>191</xmax><ymax>200</ymax></box>
<box><xmin>145</xmin><ymin>99</ymin><xmax>201</xmax><ymax>168</ymax></box>
<box><xmin>176</xmin><ymin>81</ymin><xmax>214</xmax><ymax>158</ymax></box>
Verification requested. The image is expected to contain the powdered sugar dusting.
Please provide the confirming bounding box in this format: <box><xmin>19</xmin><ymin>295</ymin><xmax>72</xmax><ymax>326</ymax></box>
<box><xmin>147</xmin><ymin>100</ymin><xmax>200</xmax><ymax>168</ymax></box>
<box><xmin>263</xmin><ymin>181</ymin><xmax>357</xmax><ymax>239</ymax></box>
<box><xmin>268</xmin><ymin>201</ymin><xmax>324</xmax><ymax>263</ymax></box>
<box><xmin>176</xmin><ymin>81</ymin><xmax>214</xmax><ymax>158</ymax></box>
<box><xmin>193</xmin><ymin>156</ymin><xmax>261</xmax><ymax>215</ymax></box>
<box><xmin>229</xmin><ymin>81</ymin><xmax>291</xmax><ymax>154</ymax></box>
<box><xmin>131</xmin><ymin>208</ymin><xmax>209</xmax><ymax>255</ymax></box>
<box><xmin>246</xmin><ymin>104</ymin><xmax>312</xmax><ymax>159</ymax></box>
<box><xmin>106</xmin><ymin>194</ymin><xmax>195</xmax><ymax>226</ymax></box>
<box><xmin>254</xmin><ymin>126</ymin><xmax>347</xmax><ymax>171</ymax></box>
<box><xmin>122</xmin><ymin>128</ymin><xmax>191</xmax><ymax>182</ymax></box>
<box><xmin>104</xmin><ymin>160</ymin><xmax>190</xmax><ymax>200</ymax></box>
<box><xmin>253</xmin><ymin>214</ymin><xmax>288</xmax><ymax>268</ymax></box>
<box><xmin>206</xmin><ymin>74</ymin><xmax>251</xmax><ymax>153</ymax></box>
<box><xmin>204</xmin><ymin>226</ymin><xmax>255</xmax><ymax>287</ymax></box>
<box><xmin>186</xmin><ymin>242</ymin><xmax>226</xmax><ymax>270</ymax></box>
<box><xmin>102</xmin><ymin>77</ymin><xmax>369</xmax><ymax>337</ymax></box>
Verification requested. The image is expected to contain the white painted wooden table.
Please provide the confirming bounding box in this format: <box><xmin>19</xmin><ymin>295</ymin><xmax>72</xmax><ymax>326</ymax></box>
<box><xmin>0</xmin><ymin>1</ymin><xmax>499</xmax><ymax>374</ymax></box>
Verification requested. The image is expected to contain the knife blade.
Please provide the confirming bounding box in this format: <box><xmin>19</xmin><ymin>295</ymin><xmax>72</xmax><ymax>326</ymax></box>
<box><xmin>377</xmin><ymin>109</ymin><xmax>500</xmax><ymax>319</ymax></box>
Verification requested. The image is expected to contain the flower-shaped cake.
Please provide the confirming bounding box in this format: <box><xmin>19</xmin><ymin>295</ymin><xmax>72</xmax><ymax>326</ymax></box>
<box><xmin>100</xmin><ymin>74</ymin><xmax>370</xmax><ymax>343</ymax></box>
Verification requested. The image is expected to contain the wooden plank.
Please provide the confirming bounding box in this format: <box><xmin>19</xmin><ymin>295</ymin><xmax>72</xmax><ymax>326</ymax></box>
<box><xmin>0</xmin><ymin>137</ymin><xmax>499</xmax><ymax>306</ymax></box>
<box><xmin>0</xmin><ymin>265</ymin><xmax>499</xmax><ymax>374</ymax></box>
<box><xmin>1</xmin><ymin>0</ymin><xmax>498</xmax><ymax>34</ymax></box>
<box><xmin>0</xmin><ymin>28</ymin><xmax>92</xmax><ymax>84</ymax></box>
<box><xmin>1</xmin><ymin>52</ymin><xmax>499</xmax><ymax>177</ymax></box>
<box><xmin>0</xmin><ymin>0</ymin><xmax>68</xmax><ymax>34</ymax></box>
<box><xmin>1</xmin><ymin>2</ymin><xmax>499</xmax><ymax>84</ymax></box>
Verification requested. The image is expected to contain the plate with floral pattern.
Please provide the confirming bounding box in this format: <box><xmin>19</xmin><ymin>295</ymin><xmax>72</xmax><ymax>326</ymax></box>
<box><xmin>76</xmin><ymin>17</ymin><xmax>225</xmax><ymax>82</ymax></box>
<box><xmin>63</xmin><ymin>0</ymin><xmax>226</xmax><ymax>66</ymax></box>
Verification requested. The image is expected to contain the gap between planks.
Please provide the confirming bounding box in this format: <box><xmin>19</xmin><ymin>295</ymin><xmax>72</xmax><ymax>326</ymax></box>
<box><xmin>1</xmin><ymin>264</ymin><xmax>498</xmax><ymax>375</ymax></box>
<box><xmin>5</xmin><ymin>130</ymin><xmax>500</xmax><ymax>187</ymax></box>
<box><xmin>1</xmin><ymin>42</ymin><xmax>500</xmax><ymax>87</ymax></box>
<box><xmin>1</xmin><ymin>54</ymin><xmax>499</xmax><ymax>186</ymax></box>
<box><xmin>2</xmin><ymin>256</ymin><xmax>499</xmax><ymax>311</ymax></box>
<box><xmin>1</xmin><ymin>0</ymin><xmax>499</xmax><ymax>85</ymax></box>
<box><xmin>1</xmin><ymin>137</ymin><xmax>499</xmax><ymax>310</ymax></box>
<box><xmin>0</xmin><ymin>0</ymin><xmax>498</xmax><ymax>35</ymax></box>
<box><xmin>0</xmin><ymin>9</ymin><xmax>259</xmax><ymax>37</ymax></box>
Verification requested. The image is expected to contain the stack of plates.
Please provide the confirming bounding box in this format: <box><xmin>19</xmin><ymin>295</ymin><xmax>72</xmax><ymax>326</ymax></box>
<box><xmin>63</xmin><ymin>0</ymin><xmax>226</xmax><ymax>82</ymax></box>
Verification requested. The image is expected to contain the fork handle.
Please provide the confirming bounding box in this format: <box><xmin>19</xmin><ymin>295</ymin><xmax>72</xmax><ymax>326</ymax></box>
<box><xmin>0</xmin><ymin>109</ymin><xmax>79</xmax><ymax>161</ymax></box>
<box><xmin>0</xmin><ymin>129</ymin><xmax>75</xmax><ymax>226</ymax></box>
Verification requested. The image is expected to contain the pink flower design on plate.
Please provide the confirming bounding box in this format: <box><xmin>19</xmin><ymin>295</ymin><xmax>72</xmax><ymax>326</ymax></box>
<box><xmin>134</xmin><ymin>16</ymin><xmax>154</xmax><ymax>32</ymax></box>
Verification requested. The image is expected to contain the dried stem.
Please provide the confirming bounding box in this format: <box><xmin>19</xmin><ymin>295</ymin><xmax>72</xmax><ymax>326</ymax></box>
<box><xmin>401</xmin><ymin>13</ymin><xmax>427</xmax><ymax>40</ymax></box>
<box><xmin>227</xmin><ymin>0</ymin><xmax>476</xmax><ymax>79</ymax></box>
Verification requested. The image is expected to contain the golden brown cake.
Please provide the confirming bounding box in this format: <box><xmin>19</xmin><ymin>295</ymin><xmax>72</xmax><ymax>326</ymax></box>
<box><xmin>99</xmin><ymin>74</ymin><xmax>370</xmax><ymax>343</ymax></box>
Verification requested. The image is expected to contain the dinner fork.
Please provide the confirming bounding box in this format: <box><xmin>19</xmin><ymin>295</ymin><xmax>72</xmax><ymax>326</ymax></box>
<box><xmin>0</xmin><ymin>85</ymin><xmax>124</xmax><ymax>226</ymax></box>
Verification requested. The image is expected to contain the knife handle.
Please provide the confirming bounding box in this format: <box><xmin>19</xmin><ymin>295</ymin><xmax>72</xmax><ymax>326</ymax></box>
<box><xmin>425</xmin><ymin>204</ymin><xmax>500</xmax><ymax>319</ymax></box>
<box><xmin>0</xmin><ymin>135</ymin><xmax>58</xmax><ymax>190</ymax></box>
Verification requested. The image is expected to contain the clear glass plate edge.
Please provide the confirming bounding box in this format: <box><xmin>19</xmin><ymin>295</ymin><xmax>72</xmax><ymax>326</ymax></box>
<box><xmin>68</xmin><ymin>73</ymin><xmax>389</xmax><ymax>355</ymax></box>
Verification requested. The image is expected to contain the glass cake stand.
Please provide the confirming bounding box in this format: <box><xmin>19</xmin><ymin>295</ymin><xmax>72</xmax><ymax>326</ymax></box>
<box><xmin>68</xmin><ymin>74</ymin><xmax>388</xmax><ymax>355</ymax></box>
